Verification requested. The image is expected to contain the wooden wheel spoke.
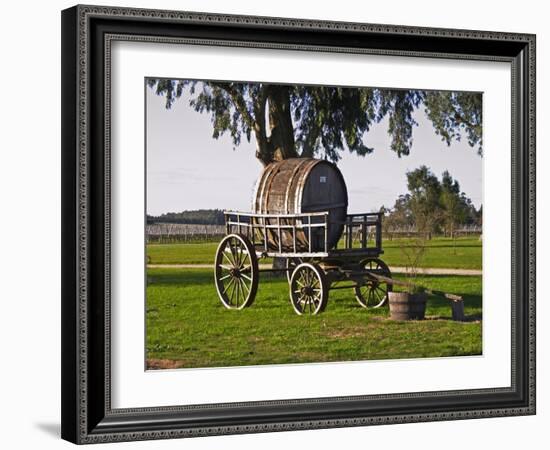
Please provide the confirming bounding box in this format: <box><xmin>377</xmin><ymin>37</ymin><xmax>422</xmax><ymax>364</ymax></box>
<box><xmin>236</xmin><ymin>278</ymin><xmax>243</xmax><ymax>306</ymax></box>
<box><xmin>232</xmin><ymin>278</ymin><xmax>241</xmax><ymax>305</ymax></box>
<box><xmin>225</xmin><ymin>277</ymin><xmax>236</xmax><ymax>302</ymax></box>
<box><xmin>223</xmin><ymin>249</ymin><xmax>236</xmax><ymax>267</ymax></box>
<box><xmin>234</xmin><ymin>278</ymin><xmax>241</xmax><ymax>306</ymax></box>
<box><xmin>221</xmin><ymin>277</ymin><xmax>235</xmax><ymax>296</ymax></box>
<box><xmin>306</xmin><ymin>270</ymin><xmax>314</xmax><ymax>286</ymax></box>
<box><xmin>367</xmin><ymin>288</ymin><xmax>374</xmax><ymax>306</ymax></box>
<box><xmin>240</xmin><ymin>277</ymin><xmax>251</xmax><ymax>294</ymax></box>
<box><xmin>375</xmin><ymin>285</ymin><xmax>386</xmax><ymax>297</ymax></box>
<box><xmin>236</xmin><ymin>246</ymin><xmax>246</xmax><ymax>269</ymax></box>
<box><xmin>239</xmin><ymin>277</ymin><xmax>246</xmax><ymax>304</ymax></box>
<box><xmin>236</xmin><ymin>248</ymin><xmax>246</xmax><ymax>269</ymax></box>
<box><xmin>215</xmin><ymin>234</ymin><xmax>258</xmax><ymax>310</ymax></box>
<box><xmin>299</xmin><ymin>272</ymin><xmax>307</xmax><ymax>287</ymax></box>
<box><xmin>234</xmin><ymin>277</ymin><xmax>242</xmax><ymax>303</ymax></box>
<box><xmin>229</xmin><ymin>239</ymin><xmax>238</xmax><ymax>266</ymax></box>
<box><xmin>240</xmin><ymin>273</ymin><xmax>252</xmax><ymax>282</ymax></box>
<box><xmin>290</xmin><ymin>263</ymin><xmax>326</xmax><ymax>315</ymax></box>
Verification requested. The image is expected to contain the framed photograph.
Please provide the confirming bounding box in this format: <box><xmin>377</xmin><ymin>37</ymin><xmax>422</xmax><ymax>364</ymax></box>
<box><xmin>61</xmin><ymin>4</ymin><xmax>536</xmax><ymax>444</ymax></box>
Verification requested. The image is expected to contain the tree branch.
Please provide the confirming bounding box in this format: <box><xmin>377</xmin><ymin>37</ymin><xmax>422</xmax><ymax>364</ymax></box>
<box><xmin>211</xmin><ymin>82</ymin><xmax>256</xmax><ymax>131</ymax></box>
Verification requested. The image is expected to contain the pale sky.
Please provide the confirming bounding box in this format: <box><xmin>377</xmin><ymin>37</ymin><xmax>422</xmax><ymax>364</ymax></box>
<box><xmin>146</xmin><ymin>83</ymin><xmax>482</xmax><ymax>216</ymax></box>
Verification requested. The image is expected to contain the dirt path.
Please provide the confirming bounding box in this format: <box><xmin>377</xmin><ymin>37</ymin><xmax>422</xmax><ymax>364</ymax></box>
<box><xmin>147</xmin><ymin>264</ymin><xmax>481</xmax><ymax>276</ymax></box>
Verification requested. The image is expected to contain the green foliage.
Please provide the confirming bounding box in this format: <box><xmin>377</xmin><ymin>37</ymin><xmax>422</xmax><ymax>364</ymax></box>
<box><xmin>147</xmin><ymin>78</ymin><xmax>482</xmax><ymax>165</ymax></box>
<box><xmin>424</xmin><ymin>91</ymin><xmax>483</xmax><ymax>155</ymax></box>
<box><xmin>440</xmin><ymin>171</ymin><xmax>471</xmax><ymax>238</ymax></box>
<box><xmin>377</xmin><ymin>89</ymin><xmax>424</xmax><ymax>156</ymax></box>
<box><xmin>384</xmin><ymin>167</ymin><xmax>481</xmax><ymax>238</ymax></box>
<box><xmin>407</xmin><ymin>165</ymin><xmax>443</xmax><ymax>237</ymax></box>
<box><xmin>291</xmin><ymin>85</ymin><xmax>377</xmax><ymax>160</ymax></box>
<box><xmin>411</xmin><ymin>285</ymin><xmax>427</xmax><ymax>294</ymax></box>
<box><xmin>381</xmin><ymin>195</ymin><xmax>413</xmax><ymax>233</ymax></box>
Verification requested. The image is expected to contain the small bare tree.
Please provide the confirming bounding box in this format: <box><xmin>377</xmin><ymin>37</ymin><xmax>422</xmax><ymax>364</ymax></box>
<box><xmin>399</xmin><ymin>234</ymin><xmax>428</xmax><ymax>293</ymax></box>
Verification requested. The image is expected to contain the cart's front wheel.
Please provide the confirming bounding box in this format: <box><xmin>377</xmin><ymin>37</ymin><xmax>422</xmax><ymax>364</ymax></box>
<box><xmin>214</xmin><ymin>234</ymin><xmax>258</xmax><ymax>310</ymax></box>
<box><xmin>289</xmin><ymin>262</ymin><xmax>328</xmax><ymax>315</ymax></box>
<box><xmin>285</xmin><ymin>257</ymin><xmax>311</xmax><ymax>284</ymax></box>
<box><xmin>354</xmin><ymin>258</ymin><xmax>392</xmax><ymax>308</ymax></box>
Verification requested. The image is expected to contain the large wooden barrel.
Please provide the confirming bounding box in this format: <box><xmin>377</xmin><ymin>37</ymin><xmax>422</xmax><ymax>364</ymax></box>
<box><xmin>252</xmin><ymin>158</ymin><xmax>348</xmax><ymax>252</ymax></box>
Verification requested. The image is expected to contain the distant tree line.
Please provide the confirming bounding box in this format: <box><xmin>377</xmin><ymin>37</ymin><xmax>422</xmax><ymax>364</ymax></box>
<box><xmin>381</xmin><ymin>166</ymin><xmax>482</xmax><ymax>239</ymax></box>
<box><xmin>147</xmin><ymin>209</ymin><xmax>225</xmax><ymax>225</ymax></box>
<box><xmin>148</xmin><ymin>168</ymin><xmax>480</xmax><ymax>239</ymax></box>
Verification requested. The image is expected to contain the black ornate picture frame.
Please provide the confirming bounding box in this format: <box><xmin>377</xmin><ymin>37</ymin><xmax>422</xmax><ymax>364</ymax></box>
<box><xmin>61</xmin><ymin>4</ymin><xmax>536</xmax><ymax>444</ymax></box>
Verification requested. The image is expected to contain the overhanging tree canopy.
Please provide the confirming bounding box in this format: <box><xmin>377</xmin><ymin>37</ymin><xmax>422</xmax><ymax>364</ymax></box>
<box><xmin>147</xmin><ymin>79</ymin><xmax>482</xmax><ymax>166</ymax></box>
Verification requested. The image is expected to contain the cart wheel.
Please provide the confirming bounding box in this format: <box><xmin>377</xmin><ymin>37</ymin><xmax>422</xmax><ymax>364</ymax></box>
<box><xmin>354</xmin><ymin>258</ymin><xmax>392</xmax><ymax>308</ymax></box>
<box><xmin>289</xmin><ymin>262</ymin><xmax>328</xmax><ymax>315</ymax></box>
<box><xmin>285</xmin><ymin>257</ymin><xmax>311</xmax><ymax>284</ymax></box>
<box><xmin>214</xmin><ymin>234</ymin><xmax>259</xmax><ymax>310</ymax></box>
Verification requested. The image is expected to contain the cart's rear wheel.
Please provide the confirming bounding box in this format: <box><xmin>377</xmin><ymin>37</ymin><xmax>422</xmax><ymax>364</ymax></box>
<box><xmin>289</xmin><ymin>262</ymin><xmax>328</xmax><ymax>315</ymax></box>
<box><xmin>354</xmin><ymin>258</ymin><xmax>392</xmax><ymax>308</ymax></box>
<box><xmin>285</xmin><ymin>257</ymin><xmax>311</xmax><ymax>283</ymax></box>
<box><xmin>214</xmin><ymin>234</ymin><xmax>258</xmax><ymax>310</ymax></box>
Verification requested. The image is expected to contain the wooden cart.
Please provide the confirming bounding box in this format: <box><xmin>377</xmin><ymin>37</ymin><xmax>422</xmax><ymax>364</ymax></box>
<box><xmin>214</xmin><ymin>210</ymin><xmax>393</xmax><ymax>315</ymax></box>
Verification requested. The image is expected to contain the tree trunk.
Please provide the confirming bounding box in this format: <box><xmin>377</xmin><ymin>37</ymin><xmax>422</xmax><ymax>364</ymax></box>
<box><xmin>253</xmin><ymin>85</ymin><xmax>297</xmax><ymax>166</ymax></box>
<box><xmin>250</xmin><ymin>86</ymin><xmax>299</xmax><ymax>269</ymax></box>
<box><xmin>267</xmin><ymin>85</ymin><xmax>297</xmax><ymax>161</ymax></box>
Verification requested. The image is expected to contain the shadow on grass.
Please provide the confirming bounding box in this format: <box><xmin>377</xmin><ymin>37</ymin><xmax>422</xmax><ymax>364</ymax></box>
<box><xmin>426</xmin><ymin>293</ymin><xmax>482</xmax><ymax>308</ymax></box>
<box><xmin>424</xmin><ymin>313</ymin><xmax>482</xmax><ymax>323</ymax></box>
<box><xmin>400</xmin><ymin>274</ymin><xmax>481</xmax><ymax>279</ymax></box>
<box><xmin>422</xmin><ymin>288</ymin><xmax>482</xmax><ymax>323</ymax></box>
<box><xmin>147</xmin><ymin>270</ymin><xmax>482</xmax><ymax>321</ymax></box>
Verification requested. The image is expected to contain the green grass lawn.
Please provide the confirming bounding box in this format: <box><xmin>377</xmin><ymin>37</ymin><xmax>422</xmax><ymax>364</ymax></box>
<box><xmin>382</xmin><ymin>237</ymin><xmax>481</xmax><ymax>269</ymax></box>
<box><xmin>146</xmin><ymin>268</ymin><xmax>482</xmax><ymax>369</ymax></box>
<box><xmin>147</xmin><ymin>236</ymin><xmax>482</xmax><ymax>269</ymax></box>
<box><xmin>147</xmin><ymin>242</ymin><xmax>220</xmax><ymax>265</ymax></box>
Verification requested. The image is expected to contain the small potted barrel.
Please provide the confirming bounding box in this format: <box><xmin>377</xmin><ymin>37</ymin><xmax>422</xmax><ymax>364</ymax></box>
<box><xmin>388</xmin><ymin>289</ymin><xmax>427</xmax><ymax>321</ymax></box>
<box><xmin>388</xmin><ymin>234</ymin><xmax>428</xmax><ymax>320</ymax></box>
